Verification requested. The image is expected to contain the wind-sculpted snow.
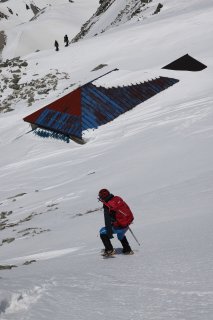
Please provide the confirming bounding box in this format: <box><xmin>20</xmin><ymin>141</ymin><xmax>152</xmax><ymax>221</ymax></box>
<box><xmin>0</xmin><ymin>0</ymin><xmax>213</xmax><ymax>320</ymax></box>
<box><xmin>0</xmin><ymin>284</ymin><xmax>48</xmax><ymax>317</ymax></box>
<box><xmin>3</xmin><ymin>247</ymin><xmax>82</xmax><ymax>265</ymax></box>
<box><xmin>0</xmin><ymin>0</ymin><xmax>100</xmax><ymax>59</ymax></box>
<box><xmin>72</xmin><ymin>0</ymin><xmax>160</xmax><ymax>42</ymax></box>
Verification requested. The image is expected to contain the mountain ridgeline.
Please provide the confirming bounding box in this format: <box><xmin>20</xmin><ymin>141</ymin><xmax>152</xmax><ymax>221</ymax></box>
<box><xmin>71</xmin><ymin>0</ymin><xmax>163</xmax><ymax>42</ymax></box>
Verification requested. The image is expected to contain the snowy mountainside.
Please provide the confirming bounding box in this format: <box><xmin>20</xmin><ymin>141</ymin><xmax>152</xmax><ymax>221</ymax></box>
<box><xmin>0</xmin><ymin>0</ymin><xmax>100</xmax><ymax>59</ymax></box>
<box><xmin>0</xmin><ymin>0</ymin><xmax>213</xmax><ymax>319</ymax></box>
<box><xmin>0</xmin><ymin>0</ymin><xmax>71</xmax><ymax>26</ymax></box>
<box><xmin>72</xmin><ymin>0</ymin><xmax>163</xmax><ymax>42</ymax></box>
<box><xmin>0</xmin><ymin>0</ymin><xmax>100</xmax><ymax>113</ymax></box>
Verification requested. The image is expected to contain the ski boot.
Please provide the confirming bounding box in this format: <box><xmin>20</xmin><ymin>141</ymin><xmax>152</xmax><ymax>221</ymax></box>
<box><xmin>120</xmin><ymin>236</ymin><xmax>134</xmax><ymax>255</ymax></box>
<box><xmin>101</xmin><ymin>249</ymin><xmax>116</xmax><ymax>257</ymax></box>
<box><xmin>123</xmin><ymin>249</ymin><xmax>134</xmax><ymax>255</ymax></box>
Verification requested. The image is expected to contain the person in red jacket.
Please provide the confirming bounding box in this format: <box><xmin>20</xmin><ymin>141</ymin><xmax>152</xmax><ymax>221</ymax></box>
<box><xmin>98</xmin><ymin>189</ymin><xmax>134</xmax><ymax>256</ymax></box>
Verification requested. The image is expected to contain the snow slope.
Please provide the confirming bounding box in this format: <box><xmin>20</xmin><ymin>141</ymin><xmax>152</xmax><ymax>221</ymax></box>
<box><xmin>0</xmin><ymin>0</ymin><xmax>99</xmax><ymax>59</ymax></box>
<box><xmin>0</xmin><ymin>0</ymin><xmax>213</xmax><ymax>319</ymax></box>
<box><xmin>71</xmin><ymin>0</ymin><xmax>163</xmax><ymax>42</ymax></box>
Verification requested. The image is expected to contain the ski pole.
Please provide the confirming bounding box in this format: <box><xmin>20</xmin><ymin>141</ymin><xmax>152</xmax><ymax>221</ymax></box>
<box><xmin>128</xmin><ymin>227</ymin><xmax>141</xmax><ymax>246</ymax></box>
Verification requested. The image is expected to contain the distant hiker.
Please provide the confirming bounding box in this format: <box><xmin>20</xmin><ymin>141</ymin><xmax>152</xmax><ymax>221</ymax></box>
<box><xmin>64</xmin><ymin>34</ymin><xmax>69</xmax><ymax>47</ymax></box>
<box><xmin>54</xmin><ymin>40</ymin><xmax>59</xmax><ymax>51</ymax></box>
<box><xmin>98</xmin><ymin>189</ymin><xmax>134</xmax><ymax>257</ymax></box>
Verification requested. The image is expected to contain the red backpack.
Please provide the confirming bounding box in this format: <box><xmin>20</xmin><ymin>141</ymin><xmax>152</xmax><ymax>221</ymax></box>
<box><xmin>107</xmin><ymin>196</ymin><xmax>134</xmax><ymax>227</ymax></box>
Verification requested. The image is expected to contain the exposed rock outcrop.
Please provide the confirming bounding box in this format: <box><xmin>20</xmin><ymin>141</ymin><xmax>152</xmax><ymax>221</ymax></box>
<box><xmin>72</xmin><ymin>0</ymin><xmax>154</xmax><ymax>43</ymax></box>
<box><xmin>0</xmin><ymin>57</ymin><xmax>72</xmax><ymax>112</ymax></box>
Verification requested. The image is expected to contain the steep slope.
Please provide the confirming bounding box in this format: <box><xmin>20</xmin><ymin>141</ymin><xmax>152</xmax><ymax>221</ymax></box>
<box><xmin>0</xmin><ymin>0</ymin><xmax>213</xmax><ymax>320</ymax></box>
<box><xmin>72</xmin><ymin>0</ymin><xmax>163</xmax><ymax>42</ymax></box>
<box><xmin>0</xmin><ymin>0</ymin><xmax>100</xmax><ymax>59</ymax></box>
<box><xmin>0</xmin><ymin>0</ymin><xmax>100</xmax><ymax>112</ymax></box>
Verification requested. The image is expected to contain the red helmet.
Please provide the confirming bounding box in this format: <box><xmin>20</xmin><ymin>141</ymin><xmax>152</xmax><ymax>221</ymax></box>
<box><xmin>99</xmin><ymin>189</ymin><xmax>110</xmax><ymax>200</ymax></box>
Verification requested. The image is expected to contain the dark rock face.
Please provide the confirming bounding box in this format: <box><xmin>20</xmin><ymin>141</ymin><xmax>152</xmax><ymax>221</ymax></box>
<box><xmin>0</xmin><ymin>31</ymin><xmax>6</xmax><ymax>53</ymax></box>
<box><xmin>30</xmin><ymin>3</ymin><xmax>40</xmax><ymax>15</ymax></box>
<box><xmin>153</xmin><ymin>3</ymin><xmax>163</xmax><ymax>15</ymax></box>
<box><xmin>0</xmin><ymin>11</ymin><xmax>8</xmax><ymax>20</ymax></box>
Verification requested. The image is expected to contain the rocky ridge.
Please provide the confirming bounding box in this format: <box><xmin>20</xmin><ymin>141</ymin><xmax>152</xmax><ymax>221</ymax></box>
<box><xmin>72</xmin><ymin>0</ymin><xmax>163</xmax><ymax>42</ymax></box>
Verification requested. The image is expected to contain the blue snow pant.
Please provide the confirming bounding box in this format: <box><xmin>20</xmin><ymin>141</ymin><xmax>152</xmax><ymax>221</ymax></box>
<box><xmin>100</xmin><ymin>226</ymin><xmax>128</xmax><ymax>241</ymax></box>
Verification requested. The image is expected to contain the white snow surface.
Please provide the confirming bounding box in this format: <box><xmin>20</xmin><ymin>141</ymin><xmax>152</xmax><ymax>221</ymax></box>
<box><xmin>0</xmin><ymin>0</ymin><xmax>100</xmax><ymax>59</ymax></box>
<box><xmin>0</xmin><ymin>0</ymin><xmax>213</xmax><ymax>319</ymax></box>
